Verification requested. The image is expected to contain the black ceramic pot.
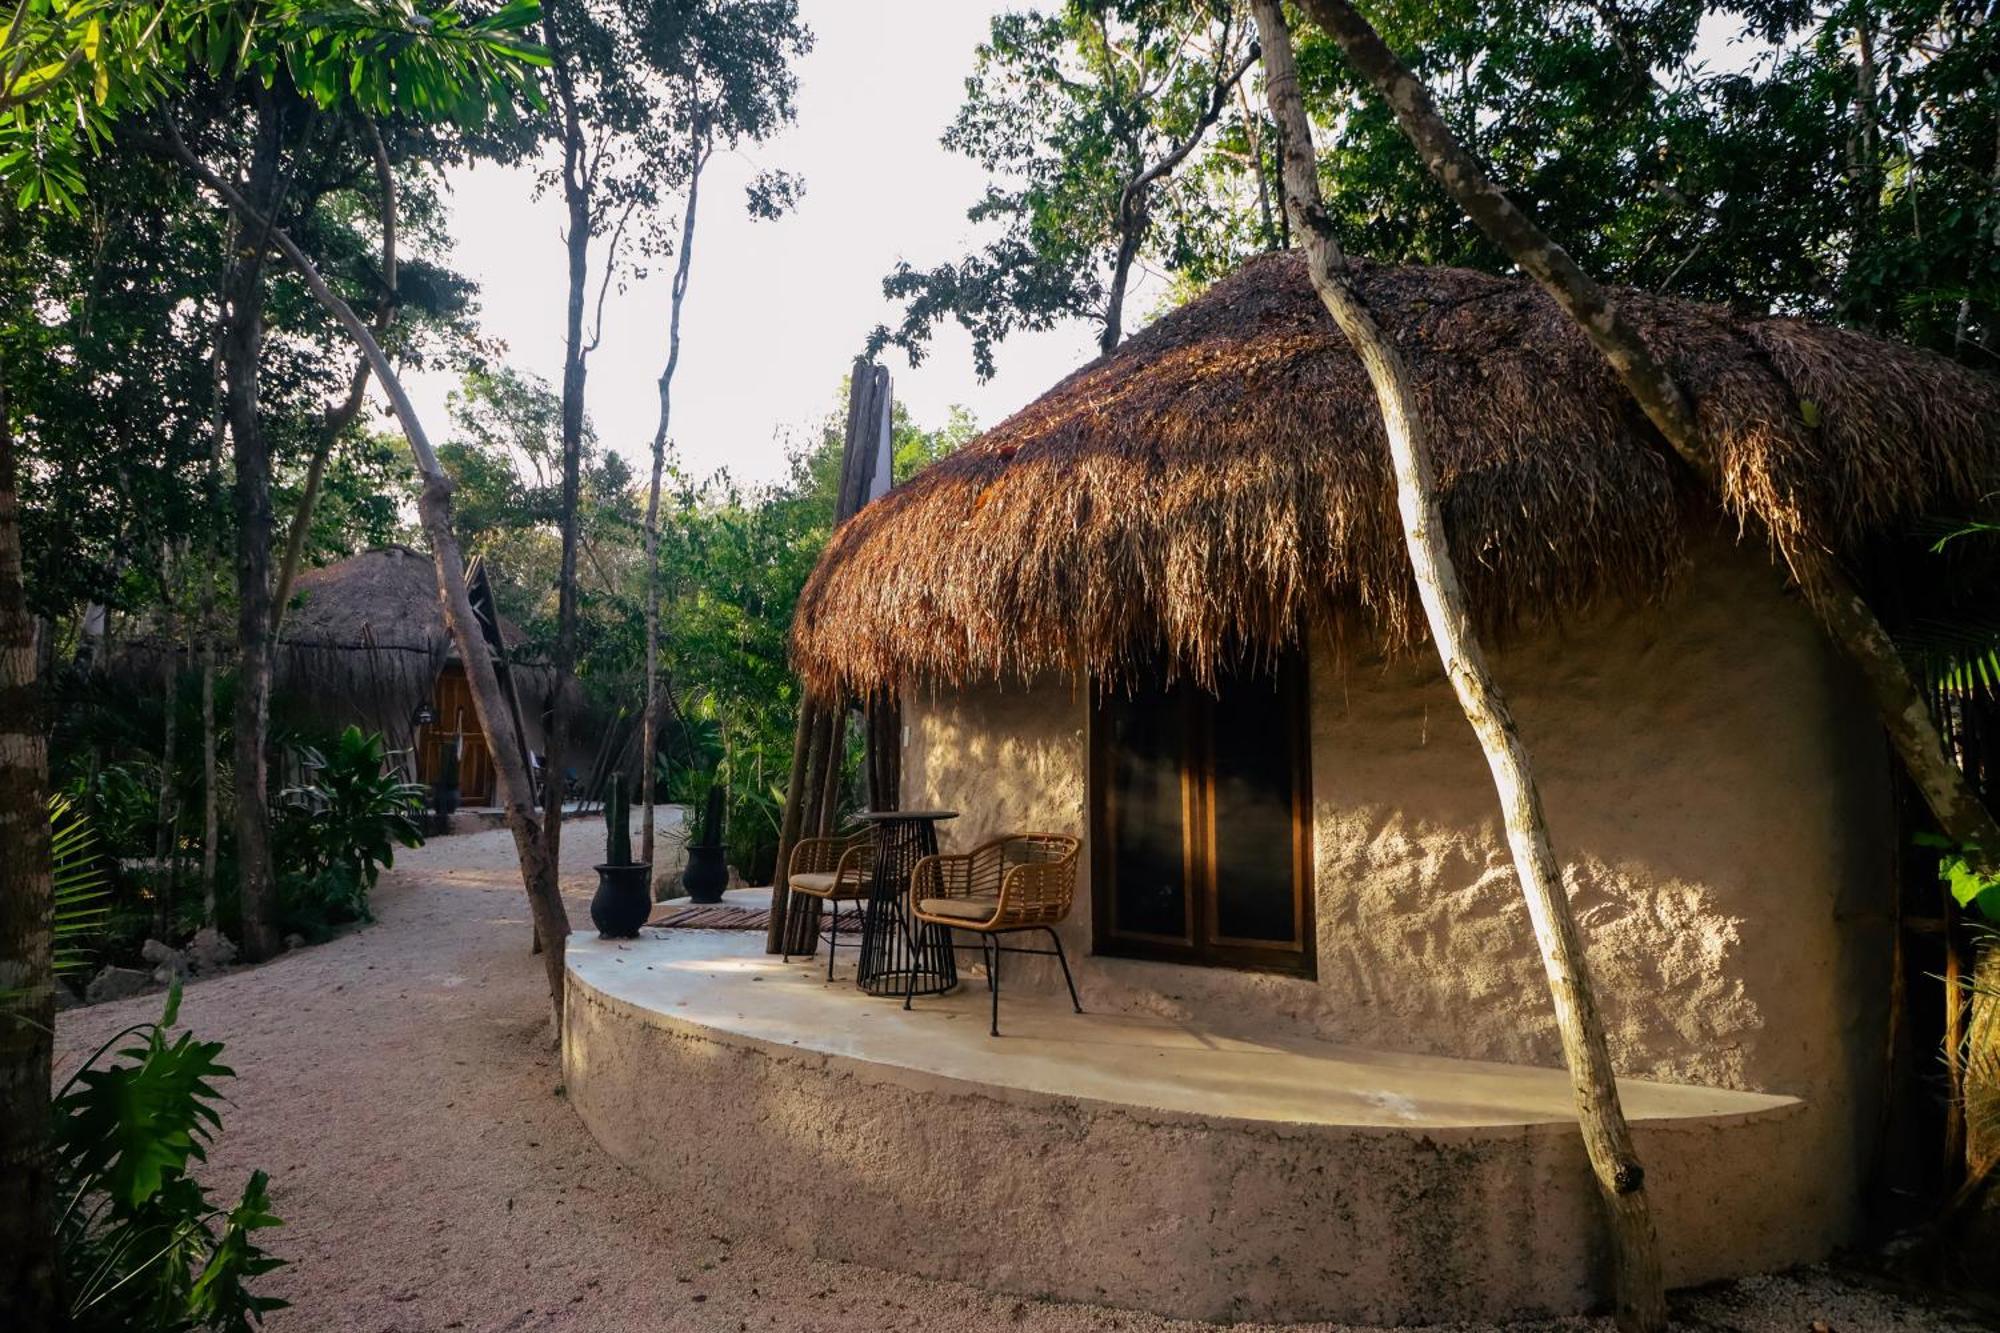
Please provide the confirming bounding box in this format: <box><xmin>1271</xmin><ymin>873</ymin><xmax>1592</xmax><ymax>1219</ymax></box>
<box><xmin>681</xmin><ymin>844</ymin><xmax>728</xmax><ymax>904</ymax></box>
<box><xmin>433</xmin><ymin>783</ymin><xmax>460</xmax><ymax>817</ymax></box>
<box><xmin>591</xmin><ymin>862</ymin><xmax>653</xmax><ymax>938</ymax></box>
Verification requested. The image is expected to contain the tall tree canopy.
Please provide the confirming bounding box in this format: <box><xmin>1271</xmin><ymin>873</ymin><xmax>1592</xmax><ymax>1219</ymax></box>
<box><xmin>870</xmin><ymin>0</ymin><xmax>1256</xmax><ymax>377</ymax></box>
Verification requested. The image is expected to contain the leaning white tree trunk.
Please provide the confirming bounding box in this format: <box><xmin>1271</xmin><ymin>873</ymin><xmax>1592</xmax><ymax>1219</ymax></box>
<box><xmin>1249</xmin><ymin>6</ymin><xmax>1667</xmax><ymax>1329</ymax></box>
<box><xmin>164</xmin><ymin>127</ymin><xmax>574</xmax><ymax>1022</ymax></box>
<box><xmin>1290</xmin><ymin>0</ymin><xmax>2000</xmax><ymax>869</ymax></box>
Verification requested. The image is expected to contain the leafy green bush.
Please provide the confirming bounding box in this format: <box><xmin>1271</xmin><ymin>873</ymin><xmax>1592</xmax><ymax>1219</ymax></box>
<box><xmin>275</xmin><ymin>726</ymin><xmax>425</xmax><ymax>937</ymax></box>
<box><xmin>1916</xmin><ymin>832</ymin><xmax>2000</xmax><ymax>923</ymax></box>
<box><xmin>54</xmin><ymin>984</ymin><xmax>286</xmax><ymax>1332</ymax></box>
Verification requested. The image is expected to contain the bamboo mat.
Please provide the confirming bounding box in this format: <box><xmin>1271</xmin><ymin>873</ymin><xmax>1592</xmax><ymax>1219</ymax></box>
<box><xmin>646</xmin><ymin>904</ymin><xmax>863</xmax><ymax>932</ymax></box>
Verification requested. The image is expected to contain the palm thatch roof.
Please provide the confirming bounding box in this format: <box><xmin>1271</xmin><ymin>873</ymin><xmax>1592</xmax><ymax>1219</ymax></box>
<box><xmin>794</xmin><ymin>254</ymin><xmax>2000</xmax><ymax>698</ymax></box>
<box><xmin>277</xmin><ymin>544</ymin><xmax>503</xmax><ymax>703</ymax></box>
<box><xmin>276</xmin><ymin>545</ymin><xmax>563</xmax><ymax>748</ymax></box>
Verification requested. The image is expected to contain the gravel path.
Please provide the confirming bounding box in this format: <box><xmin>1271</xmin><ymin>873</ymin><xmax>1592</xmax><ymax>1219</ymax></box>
<box><xmin>54</xmin><ymin>825</ymin><xmax>1989</xmax><ymax>1333</ymax></box>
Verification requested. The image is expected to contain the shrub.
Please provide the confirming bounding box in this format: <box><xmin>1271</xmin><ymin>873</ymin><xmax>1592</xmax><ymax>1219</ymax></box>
<box><xmin>275</xmin><ymin>726</ymin><xmax>425</xmax><ymax>937</ymax></box>
<box><xmin>53</xmin><ymin>983</ymin><xmax>286</xmax><ymax>1331</ymax></box>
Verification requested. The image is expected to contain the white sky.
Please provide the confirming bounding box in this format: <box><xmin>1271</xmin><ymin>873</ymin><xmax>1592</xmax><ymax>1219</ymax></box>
<box><xmin>412</xmin><ymin>0</ymin><xmax>1139</xmax><ymax>489</ymax></box>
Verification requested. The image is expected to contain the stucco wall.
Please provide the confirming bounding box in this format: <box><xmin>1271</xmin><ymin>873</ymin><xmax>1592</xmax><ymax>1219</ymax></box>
<box><xmin>565</xmin><ymin>966</ymin><xmax>1823</xmax><ymax>1324</ymax></box>
<box><xmin>900</xmin><ymin>540</ymin><xmax>1894</xmax><ymax>1233</ymax></box>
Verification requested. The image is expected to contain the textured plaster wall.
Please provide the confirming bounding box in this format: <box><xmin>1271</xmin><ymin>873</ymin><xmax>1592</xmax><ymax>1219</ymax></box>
<box><xmin>901</xmin><ymin>541</ymin><xmax>1893</xmax><ymax>1234</ymax></box>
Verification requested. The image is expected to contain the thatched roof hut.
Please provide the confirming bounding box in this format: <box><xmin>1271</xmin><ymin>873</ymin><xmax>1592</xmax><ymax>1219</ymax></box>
<box><xmin>794</xmin><ymin>253</ymin><xmax>2000</xmax><ymax>697</ymax></box>
<box><xmin>277</xmin><ymin>545</ymin><xmax>564</xmax><ymax>803</ymax></box>
<box><xmin>790</xmin><ymin>255</ymin><xmax>2000</xmax><ymax>1289</ymax></box>
<box><xmin>276</xmin><ymin>545</ymin><xmax>495</xmax><ymax>718</ymax></box>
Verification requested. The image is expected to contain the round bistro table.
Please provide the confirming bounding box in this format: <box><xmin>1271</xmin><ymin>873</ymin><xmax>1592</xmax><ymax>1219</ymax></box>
<box><xmin>852</xmin><ymin>809</ymin><xmax>959</xmax><ymax>998</ymax></box>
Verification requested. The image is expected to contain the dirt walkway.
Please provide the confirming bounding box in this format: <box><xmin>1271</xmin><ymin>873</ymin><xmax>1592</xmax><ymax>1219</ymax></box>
<box><xmin>54</xmin><ymin>827</ymin><xmax>1984</xmax><ymax>1333</ymax></box>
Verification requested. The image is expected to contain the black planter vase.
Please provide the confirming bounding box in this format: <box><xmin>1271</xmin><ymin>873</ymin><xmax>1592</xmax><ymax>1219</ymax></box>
<box><xmin>681</xmin><ymin>844</ymin><xmax>728</xmax><ymax>904</ymax></box>
<box><xmin>432</xmin><ymin>782</ymin><xmax>460</xmax><ymax>817</ymax></box>
<box><xmin>591</xmin><ymin>862</ymin><xmax>653</xmax><ymax>938</ymax></box>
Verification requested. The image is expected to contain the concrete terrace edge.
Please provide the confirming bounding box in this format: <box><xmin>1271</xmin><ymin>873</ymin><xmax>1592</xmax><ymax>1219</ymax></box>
<box><xmin>561</xmin><ymin>964</ymin><xmax>1836</xmax><ymax>1325</ymax></box>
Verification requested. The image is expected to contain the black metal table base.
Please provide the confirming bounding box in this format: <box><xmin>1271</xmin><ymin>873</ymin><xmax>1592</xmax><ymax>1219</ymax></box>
<box><xmin>854</xmin><ymin>813</ymin><xmax>958</xmax><ymax>998</ymax></box>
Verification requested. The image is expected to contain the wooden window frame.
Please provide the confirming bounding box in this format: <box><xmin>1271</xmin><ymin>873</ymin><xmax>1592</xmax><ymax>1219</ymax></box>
<box><xmin>1089</xmin><ymin>660</ymin><xmax>1316</xmax><ymax>979</ymax></box>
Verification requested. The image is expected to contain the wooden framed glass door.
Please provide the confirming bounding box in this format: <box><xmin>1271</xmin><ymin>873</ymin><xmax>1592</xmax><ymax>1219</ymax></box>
<box><xmin>1090</xmin><ymin>657</ymin><xmax>1314</xmax><ymax>976</ymax></box>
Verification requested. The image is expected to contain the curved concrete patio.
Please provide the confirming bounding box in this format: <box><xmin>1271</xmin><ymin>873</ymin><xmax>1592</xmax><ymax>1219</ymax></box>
<box><xmin>564</xmin><ymin>930</ymin><xmax>1826</xmax><ymax>1326</ymax></box>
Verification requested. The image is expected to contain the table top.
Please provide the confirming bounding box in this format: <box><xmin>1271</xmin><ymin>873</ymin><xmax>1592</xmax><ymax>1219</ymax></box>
<box><xmin>854</xmin><ymin>809</ymin><xmax>959</xmax><ymax>822</ymax></box>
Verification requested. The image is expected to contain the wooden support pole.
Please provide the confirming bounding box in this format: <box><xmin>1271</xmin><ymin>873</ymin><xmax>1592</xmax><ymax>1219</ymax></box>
<box><xmin>768</xmin><ymin>362</ymin><xmax>896</xmax><ymax>953</ymax></box>
<box><xmin>765</xmin><ymin>695</ymin><xmax>820</xmax><ymax>954</ymax></box>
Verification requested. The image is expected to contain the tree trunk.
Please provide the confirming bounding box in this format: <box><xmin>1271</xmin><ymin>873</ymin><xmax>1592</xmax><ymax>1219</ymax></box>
<box><xmin>1101</xmin><ymin>188</ymin><xmax>1142</xmax><ymax>354</ymax></box>
<box><xmin>641</xmin><ymin>118</ymin><xmax>710</xmax><ymax>870</ymax></box>
<box><xmin>153</xmin><ymin>540</ymin><xmax>180</xmax><ymax>938</ymax></box>
<box><xmin>1289</xmin><ymin>0</ymin><xmax>2000</xmax><ymax>872</ymax></box>
<box><xmin>764</xmin><ymin>696</ymin><xmax>820</xmax><ymax>953</ymax></box>
<box><xmin>0</xmin><ymin>345</ymin><xmax>60</xmax><ymax>1332</ymax></box>
<box><xmin>1843</xmin><ymin>12</ymin><xmax>1880</xmax><ymax>325</ymax></box>
<box><xmin>542</xmin><ymin>7</ymin><xmax>592</xmax><ymax>884</ymax></box>
<box><xmin>160</xmin><ymin>123</ymin><xmax>573</xmax><ymax>1023</ymax></box>
<box><xmin>1251</xmin><ymin>6</ymin><xmax>1667</xmax><ymax>1329</ymax></box>
<box><xmin>1955</xmin><ymin>90</ymin><xmax>2000</xmax><ymax>358</ymax></box>
<box><xmin>225</xmin><ymin>96</ymin><xmax>283</xmax><ymax>963</ymax></box>
<box><xmin>200</xmin><ymin>253</ymin><xmax>226</xmax><ymax>928</ymax></box>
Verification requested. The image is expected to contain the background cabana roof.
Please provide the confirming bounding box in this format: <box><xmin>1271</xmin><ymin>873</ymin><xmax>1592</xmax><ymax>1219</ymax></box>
<box><xmin>793</xmin><ymin>254</ymin><xmax>2000</xmax><ymax>698</ymax></box>
<box><xmin>274</xmin><ymin>545</ymin><xmax>571</xmax><ymax>753</ymax></box>
<box><xmin>276</xmin><ymin>545</ymin><xmax>520</xmax><ymax>706</ymax></box>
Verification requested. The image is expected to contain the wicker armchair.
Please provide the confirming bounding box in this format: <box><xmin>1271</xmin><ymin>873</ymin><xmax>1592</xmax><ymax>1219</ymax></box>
<box><xmin>906</xmin><ymin>833</ymin><xmax>1082</xmax><ymax>1035</ymax></box>
<box><xmin>783</xmin><ymin>831</ymin><xmax>874</xmax><ymax>980</ymax></box>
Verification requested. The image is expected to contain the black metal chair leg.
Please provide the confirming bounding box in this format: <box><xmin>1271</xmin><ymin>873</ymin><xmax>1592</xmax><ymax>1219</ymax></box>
<box><xmin>1046</xmin><ymin>928</ymin><xmax>1082</xmax><ymax>1013</ymax></box>
<box><xmin>825</xmin><ymin>901</ymin><xmax>838</xmax><ymax>982</ymax></box>
<box><xmin>988</xmin><ymin>934</ymin><xmax>1001</xmax><ymax>1037</ymax></box>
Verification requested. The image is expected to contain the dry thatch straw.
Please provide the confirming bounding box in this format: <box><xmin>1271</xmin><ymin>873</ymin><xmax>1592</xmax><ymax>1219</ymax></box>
<box><xmin>794</xmin><ymin>254</ymin><xmax>2000</xmax><ymax>698</ymax></box>
<box><xmin>276</xmin><ymin>545</ymin><xmax>472</xmax><ymax>729</ymax></box>
<box><xmin>276</xmin><ymin>545</ymin><xmax>566</xmax><ymax>744</ymax></box>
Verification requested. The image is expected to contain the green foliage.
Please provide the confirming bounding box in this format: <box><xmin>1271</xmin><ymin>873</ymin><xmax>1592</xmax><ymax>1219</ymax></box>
<box><xmin>0</xmin><ymin>0</ymin><xmax>548</xmax><ymax>212</ymax></box>
<box><xmin>871</xmin><ymin>0</ymin><xmax>1253</xmax><ymax>376</ymax></box>
<box><xmin>53</xmin><ymin>983</ymin><xmax>286</xmax><ymax>1331</ymax></box>
<box><xmin>275</xmin><ymin>725</ymin><xmax>424</xmax><ymax>933</ymax></box>
<box><xmin>52</xmin><ymin>794</ymin><xmax>111</xmax><ymax>980</ymax></box>
<box><xmin>1918</xmin><ymin>833</ymin><xmax>2000</xmax><ymax>923</ymax></box>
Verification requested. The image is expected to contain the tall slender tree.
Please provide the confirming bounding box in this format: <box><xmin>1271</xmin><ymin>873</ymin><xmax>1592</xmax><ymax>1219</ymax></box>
<box><xmin>635</xmin><ymin>6</ymin><xmax>809</xmax><ymax>871</ymax></box>
<box><xmin>1</xmin><ymin>12</ymin><xmax>551</xmax><ymax>1324</ymax></box>
<box><xmin>1248</xmin><ymin>5</ymin><xmax>1667</xmax><ymax>1326</ymax></box>
<box><xmin>870</xmin><ymin>0</ymin><xmax>1255</xmax><ymax>378</ymax></box>
<box><xmin>532</xmin><ymin>0</ymin><xmax>805</xmax><ymax>875</ymax></box>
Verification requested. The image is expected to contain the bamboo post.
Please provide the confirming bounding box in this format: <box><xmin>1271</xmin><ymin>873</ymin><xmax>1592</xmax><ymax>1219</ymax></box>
<box><xmin>765</xmin><ymin>696</ymin><xmax>819</xmax><ymax>953</ymax></box>
<box><xmin>1251</xmin><ymin>6</ymin><xmax>1666</xmax><ymax>1328</ymax></box>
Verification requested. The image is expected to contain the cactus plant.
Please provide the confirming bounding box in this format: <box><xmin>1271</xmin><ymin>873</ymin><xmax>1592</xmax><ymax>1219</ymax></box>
<box><xmin>603</xmin><ymin>773</ymin><xmax>633</xmax><ymax>867</ymax></box>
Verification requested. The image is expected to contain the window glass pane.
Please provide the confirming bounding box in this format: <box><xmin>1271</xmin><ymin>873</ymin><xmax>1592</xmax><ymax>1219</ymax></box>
<box><xmin>1106</xmin><ymin>685</ymin><xmax>1188</xmax><ymax>940</ymax></box>
<box><xmin>1209</xmin><ymin>672</ymin><xmax>1298</xmax><ymax>943</ymax></box>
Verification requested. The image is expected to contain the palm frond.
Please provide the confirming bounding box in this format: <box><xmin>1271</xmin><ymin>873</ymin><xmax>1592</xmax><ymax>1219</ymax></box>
<box><xmin>51</xmin><ymin>794</ymin><xmax>111</xmax><ymax>980</ymax></box>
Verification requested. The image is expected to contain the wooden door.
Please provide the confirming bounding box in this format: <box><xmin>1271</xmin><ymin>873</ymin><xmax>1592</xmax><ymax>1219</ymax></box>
<box><xmin>428</xmin><ymin>665</ymin><xmax>495</xmax><ymax>805</ymax></box>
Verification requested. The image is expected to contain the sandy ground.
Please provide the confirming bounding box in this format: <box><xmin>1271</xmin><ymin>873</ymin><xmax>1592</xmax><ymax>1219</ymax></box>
<box><xmin>54</xmin><ymin>825</ymin><xmax>1993</xmax><ymax>1333</ymax></box>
